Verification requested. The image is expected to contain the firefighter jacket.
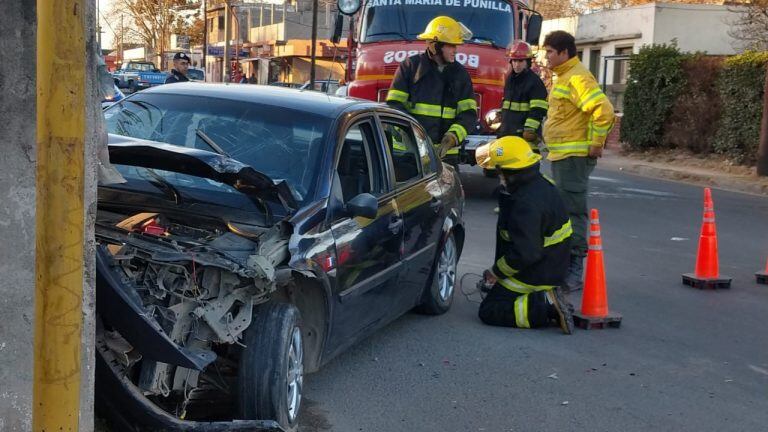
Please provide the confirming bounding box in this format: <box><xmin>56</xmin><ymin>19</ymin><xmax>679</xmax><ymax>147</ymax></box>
<box><xmin>491</xmin><ymin>166</ymin><xmax>572</xmax><ymax>294</ymax></box>
<box><xmin>543</xmin><ymin>57</ymin><xmax>615</xmax><ymax>161</ymax></box>
<box><xmin>386</xmin><ymin>52</ymin><xmax>478</xmax><ymax>154</ymax></box>
<box><xmin>498</xmin><ymin>68</ymin><xmax>548</xmax><ymax>138</ymax></box>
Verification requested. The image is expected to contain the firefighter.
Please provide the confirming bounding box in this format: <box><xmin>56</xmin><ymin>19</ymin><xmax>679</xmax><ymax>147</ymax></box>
<box><xmin>542</xmin><ymin>31</ymin><xmax>615</xmax><ymax>292</ymax></box>
<box><xmin>386</xmin><ymin>16</ymin><xmax>478</xmax><ymax>165</ymax></box>
<box><xmin>475</xmin><ymin>136</ymin><xmax>574</xmax><ymax>334</ymax></box>
<box><xmin>165</xmin><ymin>52</ymin><xmax>191</xmax><ymax>84</ymax></box>
<box><xmin>497</xmin><ymin>41</ymin><xmax>548</xmax><ymax>151</ymax></box>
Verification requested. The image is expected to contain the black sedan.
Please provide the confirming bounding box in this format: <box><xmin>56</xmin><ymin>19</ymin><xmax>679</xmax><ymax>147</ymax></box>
<box><xmin>97</xmin><ymin>83</ymin><xmax>465</xmax><ymax>431</ymax></box>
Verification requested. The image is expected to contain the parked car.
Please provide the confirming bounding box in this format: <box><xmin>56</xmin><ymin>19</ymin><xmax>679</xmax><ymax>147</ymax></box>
<box><xmin>299</xmin><ymin>79</ymin><xmax>340</xmax><ymax>94</ymax></box>
<box><xmin>98</xmin><ymin>83</ymin><xmax>465</xmax><ymax>431</ymax></box>
<box><xmin>187</xmin><ymin>67</ymin><xmax>205</xmax><ymax>82</ymax></box>
<box><xmin>101</xmin><ymin>84</ymin><xmax>125</xmax><ymax>109</ymax></box>
<box><xmin>113</xmin><ymin>61</ymin><xmax>167</xmax><ymax>92</ymax></box>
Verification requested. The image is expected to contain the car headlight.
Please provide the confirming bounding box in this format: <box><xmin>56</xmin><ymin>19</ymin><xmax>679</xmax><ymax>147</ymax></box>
<box><xmin>484</xmin><ymin>109</ymin><xmax>502</xmax><ymax>132</ymax></box>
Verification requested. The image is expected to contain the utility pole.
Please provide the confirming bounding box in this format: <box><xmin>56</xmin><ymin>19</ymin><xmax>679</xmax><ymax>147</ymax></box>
<box><xmin>758</xmin><ymin>62</ymin><xmax>768</xmax><ymax>176</ymax></box>
<box><xmin>203</xmin><ymin>0</ymin><xmax>207</xmax><ymax>80</ymax></box>
<box><xmin>224</xmin><ymin>1</ymin><xmax>231</xmax><ymax>82</ymax></box>
<box><xmin>310</xmin><ymin>0</ymin><xmax>318</xmax><ymax>88</ymax></box>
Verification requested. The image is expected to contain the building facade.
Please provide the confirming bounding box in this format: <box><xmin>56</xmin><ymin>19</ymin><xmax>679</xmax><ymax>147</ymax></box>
<box><xmin>540</xmin><ymin>2</ymin><xmax>744</xmax><ymax>110</ymax></box>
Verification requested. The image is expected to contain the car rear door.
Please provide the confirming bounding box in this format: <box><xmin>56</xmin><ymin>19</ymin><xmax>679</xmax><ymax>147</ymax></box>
<box><xmin>326</xmin><ymin>115</ymin><xmax>404</xmax><ymax>353</ymax></box>
<box><xmin>377</xmin><ymin>114</ymin><xmax>444</xmax><ymax>312</ymax></box>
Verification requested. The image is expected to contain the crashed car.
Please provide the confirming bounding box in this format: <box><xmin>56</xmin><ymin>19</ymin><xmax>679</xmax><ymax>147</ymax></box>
<box><xmin>97</xmin><ymin>83</ymin><xmax>465</xmax><ymax>431</ymax></box>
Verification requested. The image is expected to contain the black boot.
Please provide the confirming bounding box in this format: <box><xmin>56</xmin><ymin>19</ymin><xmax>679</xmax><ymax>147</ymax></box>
<box><xmin>546</xmin><ymin>288</ymin><xmax>574</xmax><ymax>335</ymax></box>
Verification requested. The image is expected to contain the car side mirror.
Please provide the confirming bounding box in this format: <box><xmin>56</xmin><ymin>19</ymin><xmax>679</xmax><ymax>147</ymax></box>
<box><xmin>346</xmin><ymin>193</ymin><xmax>378</xmax><ymax>219</ymax></box>
<box><xmin>331</xmin><ymin>12</ymin><xmax>344</xmax><ymax>45</ymax></box>
<box><xmin>525</xmin><ymin>14</ymin><xmax>543</xmax><ymax>46</ymax></box>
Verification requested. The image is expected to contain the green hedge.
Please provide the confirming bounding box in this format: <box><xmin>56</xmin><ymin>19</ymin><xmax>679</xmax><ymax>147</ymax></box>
<box><xmin>712</xmin><ymin>51</ymin><xmax>768</xmax><ymax>164</ymax></box>
<box><xmin>621</xmin><ymin>44</ymin><xmax>687</xmax><ymax>150</ymax></box>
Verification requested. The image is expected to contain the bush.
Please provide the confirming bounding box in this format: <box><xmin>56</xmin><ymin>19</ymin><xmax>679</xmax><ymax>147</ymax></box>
<box><xmin>662</xmin><ymin>55</ymin><xmax>725</xmax><ymax>153</ymax></box>
<box><xmin>712</xmin><ymin>51</ymin><xmax>768</xmax><ymax>164</ymax></box>
<box><xmin>621</xmin><ymin>43</ymin><xmax>687</xmax><ymax>150</ymax></box>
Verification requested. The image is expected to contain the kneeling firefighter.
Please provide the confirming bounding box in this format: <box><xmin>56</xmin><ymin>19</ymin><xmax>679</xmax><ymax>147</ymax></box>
<box><xmin>386</xmin><ymin>16</ymin><xmax>478</xmax><ymax>165</ymax></box>
<box><xmin>475</xmin><ymin>137</ymin><xmax>575</xmax><ymax>334</ymax></box>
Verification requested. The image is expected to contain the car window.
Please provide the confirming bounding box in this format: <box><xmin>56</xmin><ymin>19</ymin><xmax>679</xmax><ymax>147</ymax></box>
<box><xmin>381</xmin><ymin>121</ymin><xmax>421</xmax><ymax>185</ymax></box>
<box><xmin>336</xmin><ymin>122</ymin><xmax>384</xmax><ymax>203</ymax></box>
<box><xmin>412</xmin><ymin>125</ymin><xmax>436</xmax><ymax>175</ymax></box>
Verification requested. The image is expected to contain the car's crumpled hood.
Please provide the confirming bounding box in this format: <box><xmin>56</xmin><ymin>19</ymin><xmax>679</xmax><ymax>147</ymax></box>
<box><xmin>107</xmin><ymin>134</ymin><xmax>298</xmax><ymax>210</ymax></box>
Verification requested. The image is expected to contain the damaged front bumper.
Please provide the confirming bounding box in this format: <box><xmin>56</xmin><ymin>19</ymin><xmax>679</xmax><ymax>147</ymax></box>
<box><xmin>96</xmin><ymin>337</ymin><xmax>283</xmax><ymax>432</ymax></box>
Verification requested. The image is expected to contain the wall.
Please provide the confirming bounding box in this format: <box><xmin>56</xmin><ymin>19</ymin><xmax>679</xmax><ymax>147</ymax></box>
<box><xmin>0</xmin><ymin>1</ymin><xmax>37</xmax><ymax>429</ymax></box>
<box><xmin>652</xmin><ymin>3</ymin><xmax>742</xmax><ymax>55</ymax></box>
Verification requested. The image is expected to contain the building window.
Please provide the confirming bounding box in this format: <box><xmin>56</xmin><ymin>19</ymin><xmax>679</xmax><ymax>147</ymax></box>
<box><xmin>589</xmin><ymin>48</ymin><xmax>601</xmax><ymax>79</ymax></box>
<box><xmin>614</xmin><ymin>46</ymin><xmax>633</xmax><ymax>84</ymax></box>
<box><xmin>218</xmin><ymin>15</ymin><xmax>225</xmax><ymax>30</ymax></box>
<box><xmin>577</xmin><ymin>50</ymin><xmax>583</xmax><ymax>61</ymax></box>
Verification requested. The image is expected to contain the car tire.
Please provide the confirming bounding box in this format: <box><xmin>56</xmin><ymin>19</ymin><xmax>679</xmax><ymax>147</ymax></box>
<box><xmin>415</xmin><ymin>233</ymin><xmax>457</xmax><ymax>315</ymax></box>
<box><xmin>128</xmin><ymin>80</ymin><xmax>136</xmax><ymax>93</ymax></box>
<box><xmin>238</xmin><ymin>302</ymin><xmax>303</xmax><ymax>432</ymax></box>
<box><xmin>483</xmin><ymin>168</ymin><xmax>496</xmax><ymax>178</ymax></box>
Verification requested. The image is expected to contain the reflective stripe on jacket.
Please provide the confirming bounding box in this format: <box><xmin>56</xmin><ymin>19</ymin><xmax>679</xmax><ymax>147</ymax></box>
<box><xmin>498</xmin><ymin>68</ymin><xmax>548</xmax><ymax>138</ymax></box>
<box><xmin>386</xmin><ymin>52</ymin><xmax>477</xmax><ymax>155</ymax></box>
<box><xmin>492</xmin><ymin>167</ymin><xmax>572</xmax><ymax>294</ymax></box>
<box><xmin>543</xmin><ymin>57</ymin><xmax>615</xmax><ymax>161</ymax></box>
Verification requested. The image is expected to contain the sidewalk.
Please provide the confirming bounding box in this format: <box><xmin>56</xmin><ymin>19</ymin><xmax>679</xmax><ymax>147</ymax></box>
<box><xmin>598</xmin><ymin>148</ymin><xmax>768</xmax><ymax>196</ymax></box>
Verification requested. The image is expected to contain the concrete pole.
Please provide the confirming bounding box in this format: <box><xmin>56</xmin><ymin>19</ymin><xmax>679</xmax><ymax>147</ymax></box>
<box><xmin>0</xmin><ymin>1</ymin><xmax>37</xmax><ymax>427</ymax></box>
<box><xmin>757</xmin><ymin>62</ymin><xmax>768</xmax><ymax>176</ymax></box>
<box><xmin>310</xmin><ymin>0</ymin><xmax>318</xmax><ymax>87</ymax></box>
<box><xmin>34</xmin><ymin>0</ymin><xmax>97</xmax><ymax>430</ymax></box>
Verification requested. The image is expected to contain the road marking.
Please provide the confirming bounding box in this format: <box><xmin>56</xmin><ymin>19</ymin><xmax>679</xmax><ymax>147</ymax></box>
<box><xmin>670</xmin><ymin>237</ymin><xmax>689</xmax><ymax>241</ymax></box>
<box><xmin>591</xmin><ymin>176</ymin><xmax>621</xmax><ymax>183</ymax></box>
<box><xmin>618</xmin><ymin>187</ymin><xmax>676</xmax><ymax>197</ymax></box>
<box><xmin>749</xmin><ymin>365</ymin><xmax>768</xmax><ymax>376</ymax></box>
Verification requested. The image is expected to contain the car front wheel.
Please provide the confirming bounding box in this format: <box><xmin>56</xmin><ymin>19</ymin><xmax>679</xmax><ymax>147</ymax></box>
<box><xmin>416</xmin><ymin>233</ymin><xmax>457</xmax><ymax>315</ymax></box>
<box><xmin>238</xmin><ymin>302</ymin><xmax>303</xmax><ymax>431</ymax></box>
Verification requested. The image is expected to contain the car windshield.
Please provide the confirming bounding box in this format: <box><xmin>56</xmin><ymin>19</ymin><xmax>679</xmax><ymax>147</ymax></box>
<box><xmin>361</xmin><ymin>1</ymin><xmax>515</xmax><ymax>48</ymax></box>
<box><xmin>104</xmin><ymin>93</ymin><xmax>329</xmax><ymax>203</ymax></box>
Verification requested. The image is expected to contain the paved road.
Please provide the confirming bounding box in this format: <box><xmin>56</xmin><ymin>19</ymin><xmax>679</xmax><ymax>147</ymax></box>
<box><xmin>301</xmin><ymin>164</ymin><xmax>768</xmax><ymax>432</ymax></box>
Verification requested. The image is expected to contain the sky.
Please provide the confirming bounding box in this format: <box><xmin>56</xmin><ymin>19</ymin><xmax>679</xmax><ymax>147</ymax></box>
<box><xmin>97</xmin><ymin>0</ymin><xmax>116</xmax><ymax>50</ymax></box>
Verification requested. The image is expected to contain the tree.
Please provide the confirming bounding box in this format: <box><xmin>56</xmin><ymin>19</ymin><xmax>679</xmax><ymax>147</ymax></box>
<box><xmin>728</xmin><ymin>0</ymin><xmax>768</xmax><ymax>51</ymax></box>
<box><xmin>108</xmin><ymin>0</ymin><xmax>203</xmax><ymax>68</ymax></box>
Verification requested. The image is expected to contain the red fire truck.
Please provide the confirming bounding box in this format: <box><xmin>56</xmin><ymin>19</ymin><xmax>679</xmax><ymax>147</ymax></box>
<box><xmin>336</xmin><ymin>0</ymin><xmax>542</xmax><ymax>163</ymax></box>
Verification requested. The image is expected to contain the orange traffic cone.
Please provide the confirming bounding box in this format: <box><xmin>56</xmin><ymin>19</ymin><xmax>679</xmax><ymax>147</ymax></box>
<box><xmin>682</xmin><ymin>188</ymin><xmax>732</xmax><ymax>289</ymax></box>
<box><xmin>756</xmin><ymin>258</ymin><xmax>768</xmax><ymax>285</ymax></box>
<box><xmin>573</xmin><ymin>209</ymin><xmax>622</xmax><ymax>330</ymax></box>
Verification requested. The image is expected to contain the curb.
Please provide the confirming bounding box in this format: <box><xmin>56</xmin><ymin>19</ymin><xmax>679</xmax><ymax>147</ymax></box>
<box><xmin>598</xmin><ymin>156</ymin><xmax>768</xmax><ymax>197</ymax></box>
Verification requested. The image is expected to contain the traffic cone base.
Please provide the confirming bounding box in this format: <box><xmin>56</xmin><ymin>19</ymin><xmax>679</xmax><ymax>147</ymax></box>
<box><xmin>682</xmin><ymin>273</ymin><xmax>732</xmax><ymax>290</ymax></box>
<box><xmin>573</xmin><ymin>310</ymin><xmax>622</xmax><ymax>330</ymax></box>
<box><xmin>756</xmin><ymin>271</ymin><xmax>768</xmax><ymax>285</ymax></box>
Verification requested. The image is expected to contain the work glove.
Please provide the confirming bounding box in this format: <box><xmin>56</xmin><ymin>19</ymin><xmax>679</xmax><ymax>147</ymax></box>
<box><xmin>439</xmin><ymin>132</ymin><xmax>458</xmax><ymax>158</ymax></box>
<box><xmin>522</xmin><ymin>129</ymin><xmax>538</xmax><ymax>143</ymax></box>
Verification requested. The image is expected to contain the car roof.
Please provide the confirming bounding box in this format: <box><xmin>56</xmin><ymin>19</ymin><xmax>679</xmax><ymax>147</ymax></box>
<box><xmin>141</xmin><ymin>83</ymin><xmax>377</xmax><ymax>118</ymax></box>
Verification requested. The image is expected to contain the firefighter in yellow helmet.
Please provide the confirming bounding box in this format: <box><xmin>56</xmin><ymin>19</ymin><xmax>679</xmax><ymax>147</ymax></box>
<box><xmin>476</xmin><ymin>136</ymin><xmax>575</xmax><ymax>334</ymax></box>
<box><xmin>386</xmin><ymin>16</ymin><xmax>478</xmax><ymax>166</ymax></box>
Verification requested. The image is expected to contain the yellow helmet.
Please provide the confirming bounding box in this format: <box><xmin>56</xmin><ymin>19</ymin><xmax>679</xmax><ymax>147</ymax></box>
<box><xmin>476</xmin><ymin>136</ymin><xmax>541</xmax><ymax>170</ymax></box>
<box><xmin>417</xmin><ymin>16</ymin><xmax>473</xmax><ymax>45</ymax></box>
